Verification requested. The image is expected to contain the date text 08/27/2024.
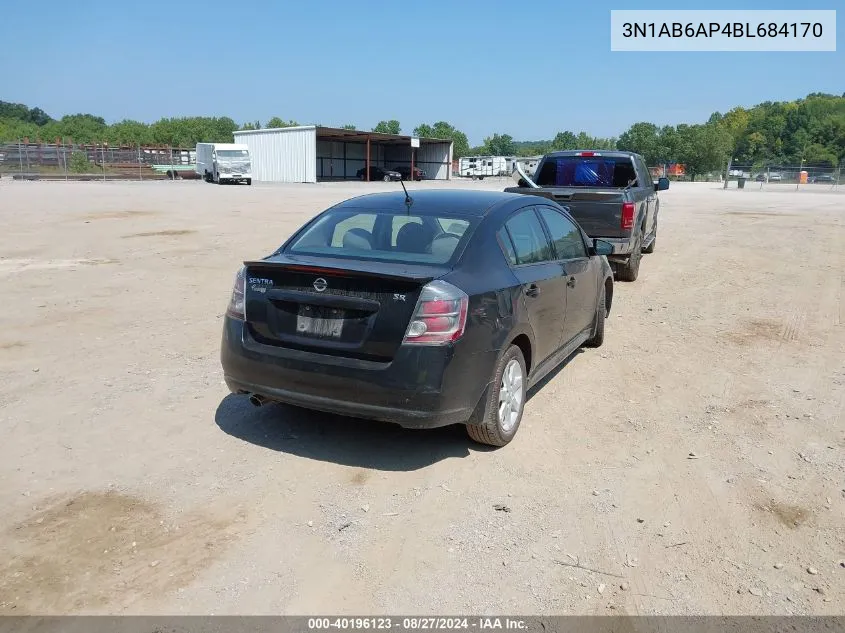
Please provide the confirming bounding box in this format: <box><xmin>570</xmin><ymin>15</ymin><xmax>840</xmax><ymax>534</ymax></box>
<box><xmin>307</xmin><ymin>617</ymin><xmax>528</xmax><ymax>630</ymax></box>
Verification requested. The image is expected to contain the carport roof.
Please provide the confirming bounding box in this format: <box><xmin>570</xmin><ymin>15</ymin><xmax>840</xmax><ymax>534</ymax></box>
<box><xmin>233</xmin><ymin>125</ymin><xmax>451</xmax><ymax>145</ymax></box>
<box><xmin>316</xmin><ymin>126</ymin><xmax>451</xmax><ymax>146</ymax></box>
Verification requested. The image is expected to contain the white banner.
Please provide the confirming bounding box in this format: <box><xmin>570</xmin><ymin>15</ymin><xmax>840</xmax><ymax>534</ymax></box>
<box><xmin>610</xmin><ymin>10</ymin><xmax>836</xmax><ymax>52</ymax></box>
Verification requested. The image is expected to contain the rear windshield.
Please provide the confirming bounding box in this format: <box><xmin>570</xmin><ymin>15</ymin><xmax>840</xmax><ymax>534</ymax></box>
<box><xmin>535</xmin><ymin>156</ymin><xmax>637</xmax><ymax>188</ymax></box>
<box><xmin>285</xmin><ymin>209</ymin><xmax>476</xmax><ymax>265</ymax></box>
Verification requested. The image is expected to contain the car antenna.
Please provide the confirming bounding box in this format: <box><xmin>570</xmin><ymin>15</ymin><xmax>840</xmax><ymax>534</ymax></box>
<box><xmin>399</xmin><ymin>177</ymin><xmax>413</xmax><ymax>212</ymax></box>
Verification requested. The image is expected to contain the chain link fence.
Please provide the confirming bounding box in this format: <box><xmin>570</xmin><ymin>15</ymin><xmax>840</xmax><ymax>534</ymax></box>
<box><xmin>0</xmin><ymin>141</ymin><xmax>197</xmax><ymax>181</ymax></box>
<box><xmin>650</xmin><ymin>163</ymin><xmax>842</xmax><ymax>188</ymax></box>
<box><xmin>722</xmin><ymin>164</ymin><xmax>841</xmax><ymax>190</ymax></box>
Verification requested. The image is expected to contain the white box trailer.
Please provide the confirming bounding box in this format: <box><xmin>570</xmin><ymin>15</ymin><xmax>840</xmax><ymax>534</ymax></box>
<box><xmin>459</xmin><ymin>156</ymin><xmax>508</xmax><ymax>179</ymax></box>
<box><xmin>506</xmin><ymin>156</ymin><xmax>541</xmax><ymax>177</ymax></box>
<box><xmin>196</xmin><ymin>142</ymin><xmax>252</xmax><ymax>185</ymax></box>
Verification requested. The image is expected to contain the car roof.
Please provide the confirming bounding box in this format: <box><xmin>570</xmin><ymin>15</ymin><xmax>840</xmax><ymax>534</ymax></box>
<box><xmin>333</xmin><ymin>190</ymin><xmax>531</xmax><ymax>217</ymax></box>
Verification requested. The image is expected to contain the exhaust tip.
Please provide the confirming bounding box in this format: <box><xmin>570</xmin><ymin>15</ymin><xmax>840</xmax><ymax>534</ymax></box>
<box><xmin>248</xmin><ymin>394</ymin><xmax>268</xmax><ymax>407</ymax></box>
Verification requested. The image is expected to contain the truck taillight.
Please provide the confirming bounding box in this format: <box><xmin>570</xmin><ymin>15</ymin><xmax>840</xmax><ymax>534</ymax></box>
<box><xmin>576</xmin><ymin>151</ymin><xmax>598</xmax><ymax>157</ymax></box>
<box><xmin>621</xmin><ymin>202</ymin><xmax>635</xmax><ymax>230</ymax></box>
<box><xmin>403</xmin><ymin>280</ymin><xmax>468</xmax><ymax>346</ymax></box>
<box><xmin>226</xmin><ymin>266</ymin><xmax>246</xmax><ymax>319</ymax></box>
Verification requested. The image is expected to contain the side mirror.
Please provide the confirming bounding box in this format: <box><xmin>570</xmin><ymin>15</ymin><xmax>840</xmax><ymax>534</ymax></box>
<box><xmin>655</xmin><ymin>177</ymin><xmax>670</xmax><ymax>191</ymax></box>
<box><xmin>591</xmin><ymin>239</ymin><xmax>614</xmax><ymax>257</ymax></box>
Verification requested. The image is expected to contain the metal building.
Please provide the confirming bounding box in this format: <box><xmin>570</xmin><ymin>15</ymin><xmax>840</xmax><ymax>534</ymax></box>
<box><xmin>232</xmin><ymin>126</ymin><xmax>453</xmax><ymax>183</ymax></box>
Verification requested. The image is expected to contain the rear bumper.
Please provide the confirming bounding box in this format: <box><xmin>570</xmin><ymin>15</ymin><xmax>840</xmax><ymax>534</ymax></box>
<box><xmin>220</xmin><ymin>317</ymin><xmax>494</xmax><ymax>429</ymax></box>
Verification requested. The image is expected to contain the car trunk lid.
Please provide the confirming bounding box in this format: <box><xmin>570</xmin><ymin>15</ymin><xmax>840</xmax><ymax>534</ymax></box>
<box><xmin>243</xmin><ymin>254</ymin><xmax>446</xmax><ymax>361</ymax></box>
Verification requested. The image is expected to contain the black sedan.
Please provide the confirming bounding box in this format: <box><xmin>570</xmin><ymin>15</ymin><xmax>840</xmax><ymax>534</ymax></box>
<box><xmin>220</xmin><ymin>190</ymin><xmax>614</xmax><ymax>446</ymax></box>
<box><xmin>357</xmin><ymin>166</ymin><xmax>402</xmax><ymax>182</ymax></box>
<box><xmin>394</xmin><ymin>165</ymin><xmax>426</xmax><ymax>181</ymax></box>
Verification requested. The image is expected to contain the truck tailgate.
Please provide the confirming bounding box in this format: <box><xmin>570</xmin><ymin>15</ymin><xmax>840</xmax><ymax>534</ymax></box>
<box><xmin>505</xmin><ymin>187</ymin><xmax>629</xmax><ymax>238</ymax></box>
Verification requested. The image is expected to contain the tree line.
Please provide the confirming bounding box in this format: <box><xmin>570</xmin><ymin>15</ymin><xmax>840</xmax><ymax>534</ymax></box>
<box><xmin>2</xmin><ymin>93</ymin><xmax>842</xmax><ymax>180</ymax></box>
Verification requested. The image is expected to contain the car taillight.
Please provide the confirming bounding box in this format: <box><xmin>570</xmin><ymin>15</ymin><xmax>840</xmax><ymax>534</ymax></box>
<box><xmin>226</xmin><ymin>266</ymin><xmax>246</xmax><ymax>319</ymax></box>
<box><xmin>621</xmin><ymin>202</ymin><xmax>635</xmax><ymax>230</ymax></box>
<box><xmin>576</xmin><ymin>151</ymin><xmax>599</xmax><ymax>157</ymax></box>
<box><xmin>403</xmin><ymin>280</ymin><xmax>468</xmax><ymax>346</ymax></box>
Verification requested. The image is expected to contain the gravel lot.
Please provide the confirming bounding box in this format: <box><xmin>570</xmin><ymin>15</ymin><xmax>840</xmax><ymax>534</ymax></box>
<box><xmin>0</xmin><ymin>178</ymin><xmax>842</xmax><ymax>615</ymax></box>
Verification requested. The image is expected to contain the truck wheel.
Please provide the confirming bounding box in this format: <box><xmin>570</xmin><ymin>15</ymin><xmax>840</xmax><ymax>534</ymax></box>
<box><xmin>617</xmin><ymin>235</ymin><xmax>642</xmax><ymax>282</ymax></box>
<box><xmin>643</xmin><ymin>235</ymin><xmax>656</xmax><ymax>254</ymax></box>
<box><xmin>584</xmin><ymin>283</ymin><xmax>607</xmax><ymax>348</ymax></box>
<box><xmin>466</xmin><ymin>345</ymin><xmax>527</xmax><ymax>447</ymax></box>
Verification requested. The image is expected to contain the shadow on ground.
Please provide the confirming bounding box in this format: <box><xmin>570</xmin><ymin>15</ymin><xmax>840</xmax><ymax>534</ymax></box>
<box><xmin>215</xmin><ymin>350</ymin><xmax>583</xmax><ymax>471</ymax></box>
<box><xmin>214</xmin><ymin>394</ymin><xmax>490</xmax><ymax>471</ymax></box>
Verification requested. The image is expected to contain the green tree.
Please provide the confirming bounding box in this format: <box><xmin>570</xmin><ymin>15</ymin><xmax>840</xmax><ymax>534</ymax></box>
<box><xmin>266</xmin><ymin>117</ymin><xmax>298</xmax><ymax>128</ymax></box>
<box><xmin>108</xmin><ymin>120</ymin><xmax>153</xmax><ymax>146</ymax></box>
<box><xmin>654</xmin><ymin>125</ymin><xmax>679</xmax><ymax>166</ymax></box>
<box><xmin>675</xmin><ymin>124</ymin><xmax>733</xmax><ymax>181</ymax></box>
<box><xmin>550</xmin><ymin>131</ymin><xmax>577</xmax><ymax>151</ymax></box>
<box><xmin>68</xmin><ymin>151</ymin><xmax>91</xmax><ymax>173</ymax></box>
<box><xmin>0</xmin><ymin>101</ymin><xmax>52</xmax><ymax>125</ymax></box>
<box><xmin>342</xmin><ymin>124</ymin><xmax>356</xmax><ymax>130</ymax></box>
<box><xmin>719</xmin><ymin>107</ymin><xmax>750</xmax><ymax>143</ymax></box>
<box><xmin>617</xmin><ymin>122</ymin><xmax>659</xmax><ymax>164</ymax></box>
<box><xmin>0</xmin><ymin>118</ymin><xmax>40</xmax><ymax>142</ymax></box>
<box><xmin>803</xmin><ymin>143</ymin><xmax>838</xmax><ymax>167</ymax></box>
<box><xmin>414</xmin><ymin>121</ymin><xmax>470</xmax><ymax>157</ymax></box>
<box><xmin>482</xmin><ymin>133</ymin><xmax>515</xmax><ymax>156</ymax></box>
<box><xmin>372</xmin><ymin>120</ymin><xmax>401</xmax><ymax>134</ymax></box>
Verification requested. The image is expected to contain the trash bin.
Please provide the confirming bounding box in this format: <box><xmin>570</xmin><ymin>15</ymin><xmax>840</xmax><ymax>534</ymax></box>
<box><xmin>737</xmin><ymin>177</ymin><xmax>746</xmax><ymax>189</ymax></box>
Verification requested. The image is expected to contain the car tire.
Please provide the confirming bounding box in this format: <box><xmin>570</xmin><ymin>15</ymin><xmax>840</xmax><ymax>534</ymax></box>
<box><xmin>584</xmin><ymin>283</ymin><xmax>607</xmax><ymax>348</ymax></box>
<box><xmin>466</xmin><ymin>345</ymin><xmax>527</xmax><ymax>447</ymax></box>
<box><xmin>643</xmin><ymin>235</ymin><xmax>656</xmax><ymax>254</ymax></box>
<box><xmin>383</xmin><ymin>175</ymin><xmax>390</xmax><ymax>182</ymax></box>
<box><xmin>246</xmin><ymin>178</ymin><xmax>252</xmax><ymax>186</ymax></box>
<box><xmin>617</xmin><ymin>234</ymin><xmax>642</xmax><ymax>282</ymax></box>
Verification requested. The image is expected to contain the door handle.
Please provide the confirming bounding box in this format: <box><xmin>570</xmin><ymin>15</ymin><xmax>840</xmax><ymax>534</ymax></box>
<box><xmin>566</xmin><ymin>277</ymin><xmax>576</xmax><ymax>288</ymax></box>
<box><xmin>524</xmin><ymin>283</ymin><xmax>541</xmax><ymax>297</ymax></box>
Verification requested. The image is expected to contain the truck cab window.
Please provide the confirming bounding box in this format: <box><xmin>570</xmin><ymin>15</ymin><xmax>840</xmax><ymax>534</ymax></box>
<box><xmin>535</xmin><ymin>156</ymin><xmax>638</xmax><ymax>188</ymax></box>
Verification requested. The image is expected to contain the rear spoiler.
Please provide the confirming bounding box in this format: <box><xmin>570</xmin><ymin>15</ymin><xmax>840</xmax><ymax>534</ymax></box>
<box><xmin>242</xmin><ymin>259</ymin><xmax>443</xmax><ymax>283</ymax></box>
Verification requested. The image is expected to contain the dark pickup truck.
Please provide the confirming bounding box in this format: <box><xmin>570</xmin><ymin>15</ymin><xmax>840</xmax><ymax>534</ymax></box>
<box><xmin>505</xmin><ymin>150</ymin><xmax>669</xmax><ymax>281</ymax></box>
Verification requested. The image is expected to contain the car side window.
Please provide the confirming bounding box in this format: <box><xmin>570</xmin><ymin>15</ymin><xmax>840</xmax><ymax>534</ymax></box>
<box><xmin>502</xmin><ymin>209</ymin><xmax>553</xmax><ymax>265</ymax></box>
<box><xmin>497</xmin><ymin>228</ymin><xmax>518</xmax><ymax>265</ymax></box>
<box><xmin>538</xmin><ymin>207</ymin><xmax>587</xmax><ymax>260</ymax></box>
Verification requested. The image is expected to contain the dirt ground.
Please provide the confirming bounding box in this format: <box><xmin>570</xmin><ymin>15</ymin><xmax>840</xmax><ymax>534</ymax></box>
<box><xmin>0</xmin><ymin>178</ymin><xmax>842</xmax><ymax>616</ymax></box>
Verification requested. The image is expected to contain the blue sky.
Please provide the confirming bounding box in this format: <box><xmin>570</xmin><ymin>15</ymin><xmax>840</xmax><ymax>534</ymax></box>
<box><xmin>1</xmin><ymin>0</ymin><xmax>841</xmax><ymax>144</ymax></box>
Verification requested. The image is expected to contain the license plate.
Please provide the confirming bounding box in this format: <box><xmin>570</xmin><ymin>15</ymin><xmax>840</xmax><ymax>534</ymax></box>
<box><xmin>296</xmin><ymin>305</ymin><xmax>344</xmax><ymax>338</ymax></box>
